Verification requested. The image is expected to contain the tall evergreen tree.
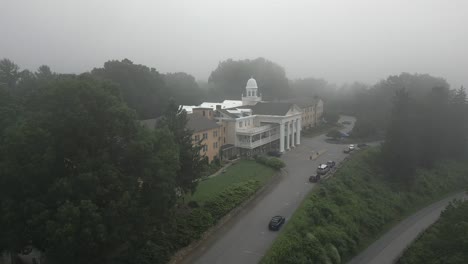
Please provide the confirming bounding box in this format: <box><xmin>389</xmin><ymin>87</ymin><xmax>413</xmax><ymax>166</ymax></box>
<box><xmin>382</xmin><ymin>88</ymin><xmax>417</xmax><ymax>183</ymax></box>
<box><xmin>158</xmin><ymin>100</ymin><xmax>206</xmax><ymax>196</ymax></box>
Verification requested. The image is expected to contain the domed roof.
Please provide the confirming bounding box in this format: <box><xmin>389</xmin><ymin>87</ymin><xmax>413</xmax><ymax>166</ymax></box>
<box><xmin>246</xmin><ymin>77</ymin><xmax>258</xmax><ymax>89</ymax></box>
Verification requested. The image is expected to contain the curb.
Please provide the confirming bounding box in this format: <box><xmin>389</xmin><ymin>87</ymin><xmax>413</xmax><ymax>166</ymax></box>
<box><xmin>169</xmin><ymin>168</ymin><xmax>284</xmax><ymax>264</ymax></box>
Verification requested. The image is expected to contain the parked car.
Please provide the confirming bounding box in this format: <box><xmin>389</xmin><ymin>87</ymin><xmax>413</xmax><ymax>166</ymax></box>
<box><xmin>309</xmin><ymin>174</ymin><xmax>321</xmax><ymax>183</ymax></box>
<box><xmin>317</xmin><ymin>164</ymin><xmax>330</xmax><ymax>175</ymax></box>
<box><xmin>343</xmin><ymin>147</ymin><xmax>351</xmax><ymax>153</ymax></box>
<box><xmin>357</xmin><ymin>143</ymin><xmax>368</xmax><ymax>148</ymax></box>
<box><xmin>268</xmin><ymin>215</ymin><xmax>286</xmax><ymax>231</ymax></box>
<box><xmin>267</xmin><ymin>150</ymin><xmax>282</xmax><ymax>157</ymax></box>
<box><xmin>349</xmin><ymin>144</ymin><xmax>355</xmax><ymax>151</ymax></box>
<box><xmin>326</xmin><ymin>160</ymin><xmax>336</xmax><ymax>168</ymax></box>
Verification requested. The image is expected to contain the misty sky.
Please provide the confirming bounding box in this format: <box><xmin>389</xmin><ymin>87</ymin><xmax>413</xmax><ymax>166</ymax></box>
<box><xmin>1</xmin><ymin>0</ymin><xmax>467</xmax><ymax>87</ymax></box>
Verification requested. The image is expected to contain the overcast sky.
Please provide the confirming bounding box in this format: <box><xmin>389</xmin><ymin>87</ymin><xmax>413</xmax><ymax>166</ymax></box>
<box><xmin>1</xmin><ymin>0</ymin><xmax>467</xmax><ymax>87</ymax></box>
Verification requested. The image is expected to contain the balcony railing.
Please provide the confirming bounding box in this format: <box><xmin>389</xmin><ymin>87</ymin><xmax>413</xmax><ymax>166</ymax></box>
<box><xmin>236</xmin><ymin>133</ymin><xmax>280</xmax><ymax>149</ymax></box>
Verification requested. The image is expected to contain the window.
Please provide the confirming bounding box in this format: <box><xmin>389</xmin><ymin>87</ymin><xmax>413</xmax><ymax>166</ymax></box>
<box><xmin>209</xmin><ymin>111</ymin><xmax>211</xmax><ymax>116</ymax></box>
<box><xmin>213</xmin><ymin>130</ymin><xmax>218</xmax><ymax>137</ymax></box>
<box><xmin>194</xmin><ymin>135</ymin><xmax>200</xmax><ymax>141</ymax></box>
<box><xmin>239</xmin><ymin>121</ymin><xmax>243</xmax><ymax>128</ymax></box>
<box><xmin>213</xmin><ymin>142</ymin><xmax>218</xmax><ymax>149</ymax></box>
<box><xmin>203</xmin><ymin>145</ymin><xmax>208</xmax><ymax>152</ymax></box>
<box><xmin>203</xmin><ymin>110</ymin><xmax>206</xmax><ymax>116</ymax></box>
<box><xmin>203</xmin><ymin>133</ymin><xmax>208</xmax><ymax>139</ymax></box>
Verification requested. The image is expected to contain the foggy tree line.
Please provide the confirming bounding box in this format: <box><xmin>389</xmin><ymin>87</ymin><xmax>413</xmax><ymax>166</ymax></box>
<box><xmin>382</xmin><ymin>85</ymin><xmax>468</xmax><ymax>183</ymax></box>
<box><xmin>0</xmin><ymin>58</ymin><xmax>206</xmax><ymax>263</ymax></box>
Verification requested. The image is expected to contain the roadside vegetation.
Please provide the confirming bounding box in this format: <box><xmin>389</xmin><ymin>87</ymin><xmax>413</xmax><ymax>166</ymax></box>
<box><xmin>397</xmin><ymin>199</ymin><xmax>468</xmax><ymax>264</ymax></box>
<box><xmin>261</xmin><ymin>148</ymin><xmax>468</xmax><ymax>264</ymax></box>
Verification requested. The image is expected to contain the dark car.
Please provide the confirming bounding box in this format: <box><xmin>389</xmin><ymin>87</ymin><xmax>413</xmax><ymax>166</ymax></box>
<box><xmin>309</xmin><ymin>174</ymin><xmax>321</xmax><ymax>183</ymax></box>
<box><xmin>343</xmin><ymin>147</ymin><xmax>351</xmax><ymax>153</ymax></box>
<box><xmin>357</xmin><ymin>143</ymin><xmax>368</xmax><ymax>148</ymax></box>
<box><xmin>326</xmin><ymin>160</ymin><xmax>336</xmax><ymax>168</ymax></box>
<box><xmin>269</xmin><ymin>215</ymin><xmax>286</xmax><ymax>231</ymax></box>
<box><xmin>267</xmin><ymin>150</ymin><xmax>282</xmax><ymax>157</ymax></box>
<box><xmin>317</xmin><ymin>164</ymin><xmax>330</xmax><ymax>175</ymax></box>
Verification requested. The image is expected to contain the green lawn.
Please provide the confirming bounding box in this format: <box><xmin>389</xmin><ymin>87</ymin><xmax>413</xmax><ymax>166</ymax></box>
<box><xmin>191</xmin><ymin>159</ymin><xmax>276</xmax><ymax>204</ymax></box>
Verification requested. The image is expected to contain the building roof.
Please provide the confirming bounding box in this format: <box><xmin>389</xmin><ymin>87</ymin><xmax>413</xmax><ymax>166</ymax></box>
<box><xmin>251</xmin><ymin>102</ymin><xmax>293</xmax><ymax>116</ymax></box>
<box><xmin>186</xmin><ymin>114</ymin><xmax>220</xmax><ymax>133</ymax></box>
<box><xmin>217</xmin><ymin>108</ymin><xmax>238</xmax><ymax>118</ymax></box>
<box><xmin>181</xmin><ymin>105</ymin><xmax>197</xmax><ymax>113</ymax></box>
<box><xmin>246</xmin><ymin>78</ymin><xmax>258</xmax><ymax>89</ymax></box>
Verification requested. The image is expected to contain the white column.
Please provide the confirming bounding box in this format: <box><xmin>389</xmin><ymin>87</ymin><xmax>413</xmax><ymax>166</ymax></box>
<box><xmin>297</xmin><ymin>118</ymin><xmax>301</xmax><ymax>145</ymax></box>
<box><xmin>286</xmin><ymin>121</ymin><xmax>290</xmax><ymax>150</ymax></box>
<box><xmin>291</xmin><ymin>120</ymin><xmax>296</xmax><ymax>148</ymax></box>
<box><xmin>279</xmin><ymin>122</ymin><xmax>285</xmax><ymax>152</ymax></box>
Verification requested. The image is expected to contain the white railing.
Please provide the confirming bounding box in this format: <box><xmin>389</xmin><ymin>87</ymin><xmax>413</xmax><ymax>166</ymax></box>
<box><xmin>236</xmin><ymin>133</ymin><xmax>280</xmax><ymax>149</ymax></box>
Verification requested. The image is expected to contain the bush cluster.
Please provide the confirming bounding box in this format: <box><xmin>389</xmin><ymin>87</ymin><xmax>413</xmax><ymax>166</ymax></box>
<box><xmin>255</xmin><ymin>156</ymin><xmax>285</xmax><ymax>170</ymax></box>
<box><xmin>261</xmin><ymin>148</ymin><xmax>468</xmax><ymax>264</ymax></box>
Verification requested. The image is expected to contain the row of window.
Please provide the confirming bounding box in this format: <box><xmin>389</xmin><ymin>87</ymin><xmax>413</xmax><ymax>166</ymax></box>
<box><xmin>238</xmin><ymin>119</ymin><xmax>251</xmax><ymax>128</ymax></box>
<box><xmin>194</xmin><ymin>130</ymin><xmax>219</xmax><ymax>141</ymax></box>
<box><xmin>201</xmin><ymin>142</ymin><xmax>219</xmax><ymax>152</ymax></box>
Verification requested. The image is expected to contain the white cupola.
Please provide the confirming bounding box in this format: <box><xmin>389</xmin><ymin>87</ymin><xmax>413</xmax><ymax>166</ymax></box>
<box><xmin>242</xmin><ymin>77</ymin><xmax>262</xmax><ymax>105</ymax></box>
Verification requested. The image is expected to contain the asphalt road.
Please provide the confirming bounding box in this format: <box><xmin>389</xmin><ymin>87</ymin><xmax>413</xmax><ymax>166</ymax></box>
<box><xmin>347</xmin><ymin>191</ymin><xmax>467</xmax><ymax>264</ymax></box>
<box><xmin>180</xmin><ymin>116</ymin><xmax>356</xmax><ymax>264</ymax></box>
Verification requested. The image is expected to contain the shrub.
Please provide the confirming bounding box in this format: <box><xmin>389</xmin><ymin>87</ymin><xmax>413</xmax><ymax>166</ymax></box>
<box><xmin>255</xmin><ymin>156</ymin><xmax>285</xmax><ymax>170</ymax></box>
<box><xmin>266</xmin><ymin>158</ymin><xmax>285</xmax><ymax>170</ymax></box>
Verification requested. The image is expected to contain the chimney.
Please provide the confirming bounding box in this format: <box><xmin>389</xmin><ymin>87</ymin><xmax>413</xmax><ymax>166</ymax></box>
<box><xmin>216</xmin><ymin>105</ymin><xmax>221</xmax><ymax>110</ymax></box>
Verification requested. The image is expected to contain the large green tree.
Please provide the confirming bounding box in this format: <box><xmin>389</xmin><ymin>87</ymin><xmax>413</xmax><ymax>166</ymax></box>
<box><xmin>208</xmin><ymin>57</ymin><xmax>290</xmax><ymax>100</ymax></box>
<box><xmin>0</xmin><ymin>75</ymin><xmax>179</xmax><ymax>263</ymax></box>
<box><xmin>164</xmin><ymin>72</ymin><xmax>204</xmax><ymax>106</ymax></box>
<box><xmin>91</xmin><ymin>59</ymin><xmax>168</xmax><ymax>119</ymax></box>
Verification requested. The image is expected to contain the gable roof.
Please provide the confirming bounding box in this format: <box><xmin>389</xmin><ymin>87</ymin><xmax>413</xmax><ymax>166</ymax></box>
<box><xmin>251</xmin><ymin>102</ymin><xmax>293</xmax><ymax>116</ymax></box>
<box><xmin>217</xmin><ymin>109</ymin><xmax>238</xmax><ymax>118</ymax></box>
<box><xmin>186</xmin><ymin>114</ymin><xmax>220</xmax><ymax>132</ymax></box>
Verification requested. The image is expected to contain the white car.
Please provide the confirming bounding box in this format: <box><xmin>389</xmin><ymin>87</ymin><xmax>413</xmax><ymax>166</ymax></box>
<box><xmin>349</xmin><ymin>144</ymin><xmax>355</xmax><ymax>151</ymax></box>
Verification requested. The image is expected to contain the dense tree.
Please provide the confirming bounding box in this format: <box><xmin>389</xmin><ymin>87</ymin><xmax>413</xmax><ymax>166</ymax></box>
<box><xmin>164</xmin><ymin>72</ymin><xmax>205</xmax><ymax>106</ymax></box>
<box><xmin>91</xmin><ymin>59</ymin><xmax>168</xmax><ymax>119</ymax></box>
<box><xmin>290</xmin><ymin>77</ymin><xmax>336</xmax><ymax>100</ymax></box>
<box><xmin>381</xmin><ymin>88</ymin><xmax>417</xmax><ymax>183</ymax></box>
<box><xmin>0</xmin><ymin>58</ymin><xmax>20</xmax><ymax>90</ymax></box>
<box><xmin>208</xmin><ymin>57</ymin><xmax>290</xmax><ymax>100</ymax></box>
<box><xmin>0</xmin><ymin>75</ymin><xmax>179</xmax><ymax>263</ymax></box>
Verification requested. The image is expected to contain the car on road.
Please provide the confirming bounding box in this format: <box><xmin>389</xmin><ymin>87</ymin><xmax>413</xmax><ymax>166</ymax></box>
<box><xmin>267</xmin><ymin>150</ymin><xmax>282</xmax><ymax>157</ymax></box>
<box><xmin>326</xmin><ymin>160</ymin><xmax>336</xmax><ymax>168</ymax></box>
<box><xmin>309</xmin><ymin>174</ymin><xmax>321</xmax><ymax>183</ymax></box>
<box><xmin>342</xmin><ymin>121</ymin><xmax>352</xmax><ymax>125</ymax></box>
<box><xmin>317</xmin><ymin>164</ymin><xmax>330</xmax><ymax>175</ymax></box>
<box><xmin>268</xmin><ymin>215</ymin><xmax>286</xmax><ymax>231</ymax></box>
<box><xmin>343</xmin><ymin>147</ymin><xmax>351</xmax><ymax>153</ymax></box>
<box><xmin>357</xmin><ymin>143</ymin><xmax>368</xmax><ymax>148</ymax></box>
<box><xmin>349</xmin><ymin>144</ymin><xmax>355</xmax><ymax>151</ymax></box>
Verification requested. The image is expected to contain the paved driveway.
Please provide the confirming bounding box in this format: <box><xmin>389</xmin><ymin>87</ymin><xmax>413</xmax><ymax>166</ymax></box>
<box><xmin>180</xmin><ymin>116</ymin><xmax>356</xmax><ymax>264</ymax></box>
